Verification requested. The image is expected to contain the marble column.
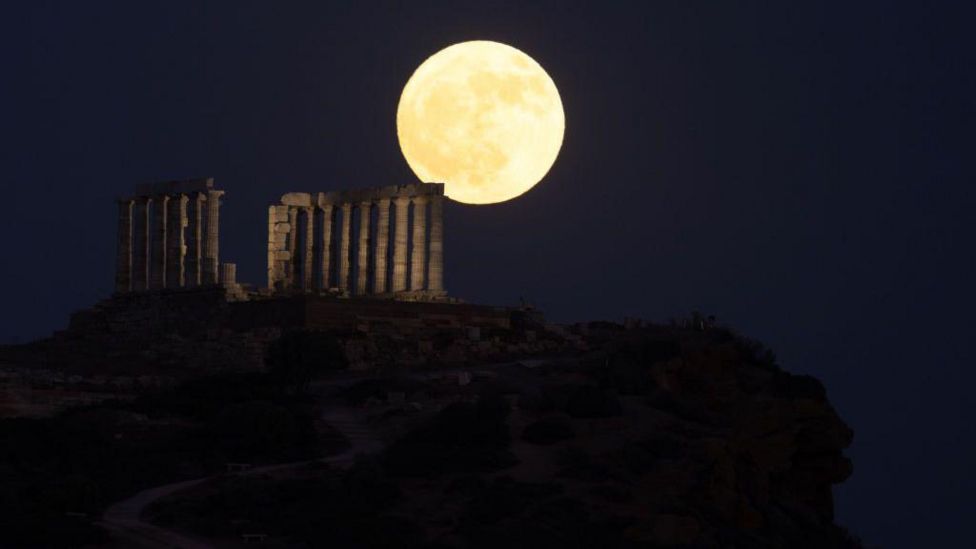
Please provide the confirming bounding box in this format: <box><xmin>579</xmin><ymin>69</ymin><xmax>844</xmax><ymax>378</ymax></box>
<box><xmin>373</xmin><ymin>198</ymin><xmax>390</xmax><ymax>294</ymax></box>
<box><xmin>267</xmin><ymin>205</ymin><xmax>290</xmax><ymax>291</ymax></box>
<box><xmin>410</xmin><ymin>196</ymin><xmax>428</xmax><ymax>290</ymax></box>
<box><xmin>392</xmin><ymin>196</ymin><xmax>410</xmax><ymax>292</ymax></box>
<box><xmin>186</xmin><ymin>193</ymin><xmax>205</xmax><ymax>287</ymax></box>
<box><xmin>338</xmin><ymin>202</ymin><xmax>352</xmax><ymax>291</ymax></box>
<box><xmin>356</xmin><ymin>201</ymin><xmax>371</xmax><ymax>295</ymax></box>
<box><xmin>220</xmin><ymin>263</ymin><xmax>237</xmax><ymax>285</ymax></box>
<box><xmin>202</xmin><ymin>189</ymin><xmax>223</xmax><ymax>284</ymax></box>
<box><xmin>132</xmin><ymin>197</ymin><xmax>151</xmax><ymax>292</ymax></box>
<box><xmin>320</xmin><ymin>204</ymin><xmax>334</xmax><ymax>289</ymax></box>
<box><xmin>287</xmin><ymin>206</ymin><xmax>299</xmax><ymax>289</ymax></box>
<box><xmin>149</xmin><ymin>195</ymin><xmax>169</xmax><ymax>290</ymax></box>
<box><xmin>165</xmin><ymin>194</ymin><xmax>188</xmax><ymax>289</ymax></box>
<box><xmin>303</xmin><ymin>207</ymin><xmax>315</xmax><ymax>291</ymax></box>
<box><xmin>428</xmin><ymin>194</ymin><xmax>444</xmax><ymax>292</ymax></box>
<box><xmin>115</xmin><ymin>199</ymin><xmax>133</xmax><ymax>293</ymax></box>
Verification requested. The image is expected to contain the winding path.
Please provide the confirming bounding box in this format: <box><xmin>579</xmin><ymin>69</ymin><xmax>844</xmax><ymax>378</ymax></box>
<box><xmin>99</xmin><ymin>407</ymin><xmax>380</xmax><ymax>548</ymax></box>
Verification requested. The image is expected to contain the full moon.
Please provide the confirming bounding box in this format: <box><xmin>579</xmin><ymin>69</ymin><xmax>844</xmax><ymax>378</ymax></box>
<box><xmin>397</xmin><ymin>41</ymin><xmax>565</xmax><ymax>205</ymax></box>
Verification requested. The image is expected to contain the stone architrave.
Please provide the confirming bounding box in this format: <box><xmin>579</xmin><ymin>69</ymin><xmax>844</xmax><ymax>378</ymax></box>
<box><xmin>338</xmin><ymin>203</ymin><xmax>352</xmax><ymax>290</ymax></box>
<box><xmin>165</xmin><ymin>194</ymin><xmax>188</xmax><ymax>289</ymax></box>
<box><xmin>115</xmin><ymin>199</ymin><xmax>133</xmax><ymax>293</ymax></box>
<box><xmin>410</xmin><ymin>195</ymin><xmax>428</xmax><ymax>290</ymax></box>
<box><xmin>320</xmin><ymin>204</ymin><xmax>334</xmax><ymax>289</ymax></box>
<box><xmin>149</xmin><ymin>195</ymin><xmax>169</xmax><ymax>290</ymax></box>
<box><xmin>392</xmin><ymin>197</ymin><xmax>411</xmax><ymax>292</ymax></box>
<box><xmin>202</xmin><ymin>189</ymin><xmax>224</xmax><ymax>284</ymax></box>
<box><xmin>373</xmin><ymin>198</ymin><xmax>390</xmax><ymax>294</ymax></box>
<box><xmin>428</xmin><ymin>194</ymin><xmax>444</xmax><ymax>292</ymax></box>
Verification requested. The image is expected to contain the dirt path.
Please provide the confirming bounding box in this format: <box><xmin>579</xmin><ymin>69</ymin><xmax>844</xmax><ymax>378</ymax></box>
<box><xmin>99</xmin><ymin>406</ymin><xmax>379</xmax><ymax>548</ymax></box>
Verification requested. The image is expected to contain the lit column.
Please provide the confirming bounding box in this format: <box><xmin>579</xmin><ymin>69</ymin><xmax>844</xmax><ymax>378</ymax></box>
<box><xmin>410</xmin><ymin>195</ymin><xmax>428</xmax><ymax>290</ymax></box>
<box><xmin>132</xmin><ymin>197</ymin><xmax>151</xmax><ymax>292</ymax></box>
<box><xmin>373</xmin><ymin>198</ymin><xmax>390</xmax><ymax>294</ymax></box>
<box><xmin>303</xmin><ymin>206</ymin><xmax>315</xmax><ymax>291</ymax></box>
<box><xmin>320</xmin><ymin>204</ymin><xmax>334</xmax><ymax>289</ymax></box>
<box><xmin>115</xmin><ymin>198</ymin><xmax>133</xmax><ymax>293</ymax></box>
<box><xmin>202</xmin><ymin>189</ymin><xmax>224</xmax><ymax>285</ymax></box>
<box><xmin>186</xmin><ymin>193</ymin><xmax>205</xmax><ymax>287</ymax></box>
<box><xmin>149</xmin><ymin>194</ymin><xmax>169</xmax><ymax>290</ymax></box>
<box><xmin>428</xmin><ymin>194</ymin><xmax>444</xmax><ymax>292</ymax></box>
<box><xmin>165</xmin><ymin>193</ymin><xmax>188</xmax><ymax>289</ymax></box>
<box><xmin>267</xmin><ymin>205</ymin><xmax>290</xmax><ymax>291</ymax></box>
<box><xmin>287</xmin><ymin>206</ymin><xmax>299</xmax><ymax>289</ymax></box>
<box><xmin>338</xmin><ymin>202</ymin><xmax>352</xmax><ymax>291</ymax></box>
<box><xmin>392</xmin><ymin>196</ymin><xmax>410</xmax><ymax>292</ymax></box>
<box><xmin>356</xmin><ymin>201</ymin><xmax>371</xmax><ymax>295</ymax></box>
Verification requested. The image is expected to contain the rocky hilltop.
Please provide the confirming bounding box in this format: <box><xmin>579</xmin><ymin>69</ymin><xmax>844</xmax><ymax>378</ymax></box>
<box><xmin>133</xmin><ymin>320</ymin><xmax>860</xmax><ymax>549</ymax></box>
<box><xmin>0</xmin><ymin>292</ymin><xmax>859</xmax><ymax>548</ymax></box>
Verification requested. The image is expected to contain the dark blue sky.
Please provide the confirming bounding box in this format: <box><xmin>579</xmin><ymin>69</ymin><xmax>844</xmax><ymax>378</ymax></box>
<box><xmin>2</xmin><ymin>2</ymin><xmax>973</xmax><ymax>546</ymax></box>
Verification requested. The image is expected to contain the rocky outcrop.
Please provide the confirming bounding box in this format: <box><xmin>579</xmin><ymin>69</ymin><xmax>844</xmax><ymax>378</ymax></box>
<box><xmin>547</xmin><ymin>322</ymin><xmax>859</xmax><ymax>548</ymax></box>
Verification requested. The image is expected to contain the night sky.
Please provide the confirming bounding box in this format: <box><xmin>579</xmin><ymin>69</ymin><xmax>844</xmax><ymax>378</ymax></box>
<box><xmin>3</xmin><ymin>2</ymin><xmax>973</xmax><ymax>546</ymax></box>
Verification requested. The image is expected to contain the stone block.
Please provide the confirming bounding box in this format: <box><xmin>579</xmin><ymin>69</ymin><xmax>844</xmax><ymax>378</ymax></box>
<box><xmin>274</xmin><ymin>223</ymin><xmax>291</xmax><ymax>233</ymax></box>
<box><xmin>280</xmin><ymin>192</ymin><xmax>312</xmax><ymax>207</ymax></box>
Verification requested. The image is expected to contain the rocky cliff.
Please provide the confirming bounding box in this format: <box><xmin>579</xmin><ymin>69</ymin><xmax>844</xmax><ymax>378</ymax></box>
<box><xmin>144</xmin><ymin>319</ymin><xmax>860</xmax><ymax>548</ymax></box>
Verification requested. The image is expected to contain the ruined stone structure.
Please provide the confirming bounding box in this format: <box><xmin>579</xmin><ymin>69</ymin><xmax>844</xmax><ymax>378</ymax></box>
<box><xmin>267</xmin><ymin>183</ymin><xmax>446</xmax><ymax>299</ymax></box>
<box><xmin>115</xmin><ymin>178</ymin><xmax>237</xmax><ymax>294</ymax></box>
<box><xmin>1</xmin><ymin>176</ymin><xmax>564</xmax><ymax>391</ymax></box>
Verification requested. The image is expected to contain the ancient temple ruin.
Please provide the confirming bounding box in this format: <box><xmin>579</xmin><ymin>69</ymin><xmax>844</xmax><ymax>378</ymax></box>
<box><xmin>267</xmin><ymin>183</ymin><xmax>445</xmax><ymax>298</ymax></box>
<box><xmin>0</xmin><ymin>177</ymin><xmax>550</xmax><ymax>380</ymax></box>
<box><xmin>113</xmin><ymin>178</ymin><xmax>447</xmax><ymax>302</ymax></box>
<box><xmin>114</xmin><ymin>178</ymin><xmax>235</xmax><ymax>293</ymax></box>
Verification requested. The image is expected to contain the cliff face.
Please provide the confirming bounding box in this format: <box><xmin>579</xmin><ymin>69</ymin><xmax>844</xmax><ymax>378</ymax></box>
<box><xmin>372</xmin><ymin>322</ymin><xmax>859</xmax><ymax>548</ymax></box>
<box><xmin>0</xmin><ymin>300</ymin><xmax>859</xmax><ymax>547</ymax></box>
<box><xmin>143</xmin><ymin>321</ymin><xmax>859</xmax><ymax>548</ymax></box>
<box><xmin>537</xmin><ymin>323</ymin><xmax>858</xmax><ymax>548</ymax></box>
